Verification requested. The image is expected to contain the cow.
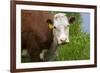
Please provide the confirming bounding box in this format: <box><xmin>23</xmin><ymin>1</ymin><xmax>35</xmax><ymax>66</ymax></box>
<box><xmin>21</xmin><ymin>10</ymin><xmax>75</xmax><ymax>62</ymax></box>
<box><xmin>41</xmin><ymin>13</ymin><xmax>75</xmax><ymax>61</ymax></box>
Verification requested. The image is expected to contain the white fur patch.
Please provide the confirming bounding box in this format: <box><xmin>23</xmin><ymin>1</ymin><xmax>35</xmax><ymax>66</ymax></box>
<box><xmin>21</xmin><ymin>49</ymin><xmax>29</xmax><ymax>56</ymax></box>
<box><xmin>40</xmin><ymin>49</ymin><xmax>48</xmax><ymax>59</ymax></box>
<box><xmin>53</xmin><ymin>13</ymin><xmax>70</xmax><ymax>44</ymax></box>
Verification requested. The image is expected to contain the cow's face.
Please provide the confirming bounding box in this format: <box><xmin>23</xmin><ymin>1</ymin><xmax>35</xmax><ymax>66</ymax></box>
<box><xmin>53</xmin><ymin>13</ymin><xmax>75</xmax><ymax>44</ymax></box>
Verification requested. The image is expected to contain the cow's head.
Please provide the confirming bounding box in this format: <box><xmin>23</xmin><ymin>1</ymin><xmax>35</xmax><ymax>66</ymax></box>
<box><xmin>53</xmin><ymin>13</ymin><xmax>75</xmax><ymax>44</ymax></box>
<box><xmin>47</xmin><ymin>13</ymin><xmax>75</xmax><ymax>44</ymax></box>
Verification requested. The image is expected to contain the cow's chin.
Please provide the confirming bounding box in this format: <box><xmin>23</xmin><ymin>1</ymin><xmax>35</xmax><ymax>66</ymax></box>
<box><xmin>58</xmin><ymin>40</ymin><xmax>69</xmax><ymax>45</ymax></box>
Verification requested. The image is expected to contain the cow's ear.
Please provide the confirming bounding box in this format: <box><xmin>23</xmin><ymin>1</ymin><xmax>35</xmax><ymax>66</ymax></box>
<box><xmin>46</xmin><ymin>19</ymin><xmax>53</xmax><ymax>25</ymax></box>
<box><xmin>46</xmin><ymin>19</ymin><xmax>54</xmax><ymax>30</ymax></box>
<box><xmin>68</xmin><ymin>16</ymin><xmax>75</xmax><ymax>24</ymax></box>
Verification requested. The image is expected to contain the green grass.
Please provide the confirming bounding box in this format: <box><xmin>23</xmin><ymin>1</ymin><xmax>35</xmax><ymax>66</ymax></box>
<box><xmin>57</xmin><ymin>32</ymin><xmax>90</xmax><ymax>61</ymax></box>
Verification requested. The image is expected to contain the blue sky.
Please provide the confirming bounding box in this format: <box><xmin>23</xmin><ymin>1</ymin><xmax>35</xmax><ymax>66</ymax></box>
<box><xmin>80</xmin><ymin>13</ymin><xmax>90</xmax><ymax>33</ymax></box>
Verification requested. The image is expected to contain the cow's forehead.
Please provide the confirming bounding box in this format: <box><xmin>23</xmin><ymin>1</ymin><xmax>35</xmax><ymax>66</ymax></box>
<box><xmin>54</xmin><ymin>13</ymin><xmax>66</xmax><ymax>17</ymax></box>
<box><xmin>54</xmin><ymin>13</ymin><xmax>69</xmax><ymax>27</ymax></box>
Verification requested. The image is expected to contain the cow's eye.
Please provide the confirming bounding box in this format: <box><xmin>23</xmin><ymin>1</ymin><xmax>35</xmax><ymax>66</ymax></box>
<box><xmin>67</xmin><ymin>25</ymin><xmax>70</xmax><ymax>27</ymax></box>
<box><xmin>54</xmin><ymin>26</ymin><xmax>56</xmax><ymax>29</ymax></box>
<box><xmin>66</xmin><ymin>25</ymin><xmax>70</xmax><ymax>28</ymax></box>
<box><xmin>65</xmin><ymin>25</ymin><xmax>70</xmax><ymax>29</ymax></box>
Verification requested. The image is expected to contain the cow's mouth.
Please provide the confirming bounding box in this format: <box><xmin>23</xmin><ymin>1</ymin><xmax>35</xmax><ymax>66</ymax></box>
<box><xmin>61</xmin><ymin>42</ymin><xmax>67</xmax><ymax>45</ymax></box>
<box><xmin>58</xmin><ymin>41</ymin><xmax>68</xmax><ymax>45</ymax></box>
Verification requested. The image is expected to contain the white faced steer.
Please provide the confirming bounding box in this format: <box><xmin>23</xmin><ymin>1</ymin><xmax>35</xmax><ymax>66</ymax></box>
<box><xmin>54</xmin><ymin>13</ymin><xmax>70</xmax><ymax>44</ymax></box>
<box><xmin>40</xmin><ymin>13</ymin><xmax>75</xmax><ymax>61</ymax></box>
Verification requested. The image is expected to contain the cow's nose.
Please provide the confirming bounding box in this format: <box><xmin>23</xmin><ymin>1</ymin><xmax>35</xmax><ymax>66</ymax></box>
<box><xmin>60</xmin><ymin>38</ymin><xmax>67</xmax><ymax>42</ymax></box>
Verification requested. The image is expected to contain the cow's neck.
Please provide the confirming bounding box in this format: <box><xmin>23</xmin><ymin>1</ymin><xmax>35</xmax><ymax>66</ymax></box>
<box><xmin>51</xmin><ymin>34</ymin><xmax>58</xmax><ymax>49</ymax></box>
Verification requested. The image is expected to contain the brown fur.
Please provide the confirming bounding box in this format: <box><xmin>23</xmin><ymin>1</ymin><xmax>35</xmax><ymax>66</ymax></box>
<box><xmin>21</xmin><ymin>10</ymin><xmax>54</xmax><ymax>62</ymax></box>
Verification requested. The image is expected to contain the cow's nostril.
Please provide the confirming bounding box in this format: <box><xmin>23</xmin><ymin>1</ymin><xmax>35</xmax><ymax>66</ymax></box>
<box><xmin>60</xmin><ymin>38</ymin><xmax>67</xmax><ymax>42</ymax></box>
<box><xmin>65</xmin><ymin>38</ymin><xmax>67</xmax><ymax>41</ymax></box>
<box><xmin>60</xmin><ymin>39</ymin><xmax>63</xmax><ymax>42</ymax></box>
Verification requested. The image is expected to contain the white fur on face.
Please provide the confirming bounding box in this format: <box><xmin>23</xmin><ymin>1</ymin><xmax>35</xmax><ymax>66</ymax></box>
<box><xmin>53</xmin><ymin>13</ymin><xmax>70</xmax><ymax>44</ymax></box>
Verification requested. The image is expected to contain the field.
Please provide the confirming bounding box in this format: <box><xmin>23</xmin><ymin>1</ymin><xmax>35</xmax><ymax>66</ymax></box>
<box><xmin>57</xmin><ymin>32</ymin><xmax>90</xmax><ymax>61</ymax></box>
<box><xmin>21</xmin><ymin>12</ymin><xmax>90</xmax><ymax>62</ymax></box>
